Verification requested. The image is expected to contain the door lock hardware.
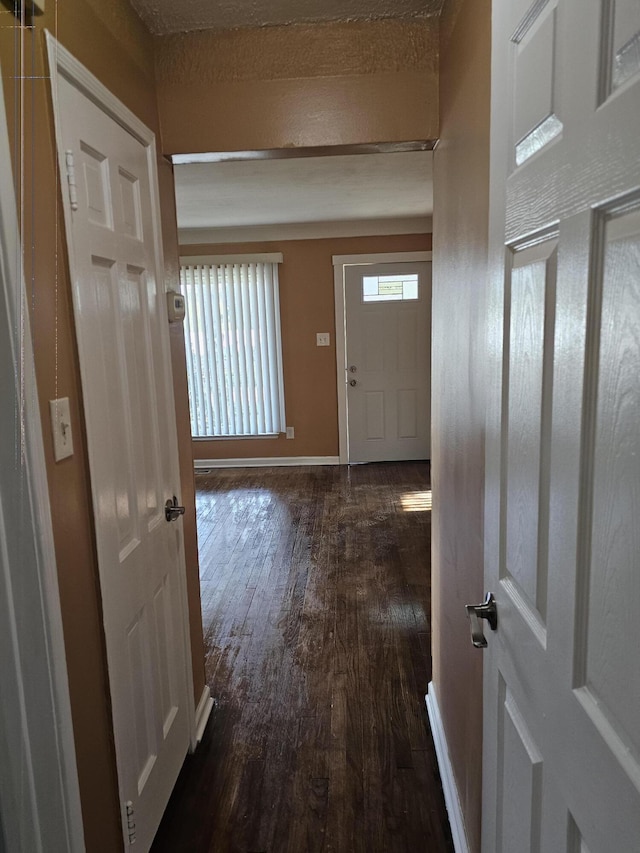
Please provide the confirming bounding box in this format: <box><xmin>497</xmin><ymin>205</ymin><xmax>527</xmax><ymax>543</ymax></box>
<box><xmin>465</xmin><ymin>593</ymin><xmax>497</xmax><ymax>648</ymax></box>
<box><xmin>349</xmin><ymin>365</ymin><xmax>357</xmax><ymax>373</ymax></box>
<box><xmin>165</xmin><ymin>495</ymin><xmax>185</xmax><ymax>522</ymax></box>
<box><xmin>349</xmin><ymin>379</ymin><xmax>357</xmax><ymax>387</ymax></box>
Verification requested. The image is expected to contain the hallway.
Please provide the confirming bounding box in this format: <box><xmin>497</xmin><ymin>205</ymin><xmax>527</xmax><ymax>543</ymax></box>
<box><xmin>152</xmin><ymin>462</ymin><xmax>453</xmax><ymax>852</ymax></box>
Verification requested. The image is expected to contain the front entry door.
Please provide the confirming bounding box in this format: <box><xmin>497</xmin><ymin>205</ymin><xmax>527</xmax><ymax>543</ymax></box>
<box><xmin>50</xmin><ymin>44</ymin><xmax>192</xmax><ymax>851</ymax></box>
<box><xmin>345</xmin><ymin>261</ymin><xmax>431</xmax><ymax>463</ymax></box>
<box><xmin>483</xmin><ymin>1</ymin><xmax>640</xmax><ymax>850</ymax></box>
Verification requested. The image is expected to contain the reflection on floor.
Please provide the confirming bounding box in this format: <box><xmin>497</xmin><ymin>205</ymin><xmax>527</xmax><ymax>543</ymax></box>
<box><xmin>152</xmin><ymin>461</ymin><xmax>454</xmax><ymax>853</ymax></box>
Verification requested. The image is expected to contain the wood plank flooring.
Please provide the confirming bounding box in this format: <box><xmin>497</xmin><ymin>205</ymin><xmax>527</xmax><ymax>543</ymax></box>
<box><xmin>152</xmin><ymin>462</ymin><xmax>454</xmax><ymax>853</ymax></box>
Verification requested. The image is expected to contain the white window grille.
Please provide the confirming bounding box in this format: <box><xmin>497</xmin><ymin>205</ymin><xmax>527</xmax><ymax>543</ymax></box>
<box><xmin>180</xmin><ymin>255</ymin><xmax>286</xmax><ymax>437</ymax></box>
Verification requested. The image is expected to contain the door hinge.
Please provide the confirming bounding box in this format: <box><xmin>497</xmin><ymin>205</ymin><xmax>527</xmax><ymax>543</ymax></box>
<box><xmin>125</xmin><ymin>800</ymin><xmax>136</xmax><ymax>845</ymax></box>
<box><xmin>64</xmin><ymin>149</ymin><xmax>79</xmax><ymax>212</ymax></box>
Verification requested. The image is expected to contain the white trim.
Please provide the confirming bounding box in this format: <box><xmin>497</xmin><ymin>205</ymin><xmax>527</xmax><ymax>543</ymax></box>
<box><xmin>195</xmin><ymin>456</ymin><xmax>340</xmax><ymax>469</ymax></box>
<box><xmin>0</xmin><ymin>66</ymin><xmax>84</xmax><ymax>852</ymax></box>
<box><xmin>178</xmin><ymin>217</ymin><xmax>432</xmax><ymax>246</ymax></box>
<box><xmin>333</xmin><ymin>261</ymin><xmax>349</xmax><ymax>464</ymax></box>
<box><xmin>426</xmin><ymin>684</ymin><xmax>471</xmax><ymax>853</ymax></box>
<box><xmin>332</xmin><ymin>251</ymin><xmax>433</xmax><ymax>464</ymax></box>
<box><xmin>193</xmin><ymin>687</ymin><xmax>214</xmax><ymax>748</ymax></box>
<box><xmin>171</xmin><ymin>143</ymin><xmax>435</xmax><ymax>166</ymax></box>
<box><xmin>180</xmin><ymin>252</ymin><xmax>283</xmax><ymax>265</ymax></box>
<box><xmin>332</xmin><ymin>251</ymin><xmax>432</xmax><ymax>266</ymax></box>
<box><xmin>45</xmin><ymin>28</ymin><xmax>198</xmax><ymax>825</ymax></box>
<box><xmin>193</xmin><ymin>433</ymin><xmax>279</xmax><ymax>441</ymax></box>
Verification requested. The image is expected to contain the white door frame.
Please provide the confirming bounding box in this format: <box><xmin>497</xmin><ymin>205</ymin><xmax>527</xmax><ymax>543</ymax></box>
<box><xmin>45</xmin><ymin>23</ymin><xmax>197</xmax><ymax>753</ymax></box>
<box><xmin>0</xmin><ymin>67</ymin><xmax>85</xmax><ymax>852</ymax></box>
<box><xmin>332</xmin><ymin>251</ymin><xmax>432</xmax><ymax>464</ymax></box>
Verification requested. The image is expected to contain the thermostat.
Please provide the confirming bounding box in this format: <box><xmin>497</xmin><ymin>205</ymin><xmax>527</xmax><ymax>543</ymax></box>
<box><xmin>166</xmin><ymin>291</ymin><xmax>185</xmax><ymax>323</ymax></box>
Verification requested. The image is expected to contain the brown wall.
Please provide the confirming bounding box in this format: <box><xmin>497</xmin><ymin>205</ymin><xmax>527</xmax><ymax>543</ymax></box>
<box><xmin>431</xmin><ymin>1</ymin><xmax>491</xmax><ymax>851</ymax></box>
<box><xmin>0</xmin><ymin>4</ymin><xmax>203</xmax><ymax>850</ymax></box>
<box><xmin>181</xmin><ymin>233</ymin><xmax>431</xmax><ymax>461</ymax></box>
<box><xmin>155</xmin><ymin>19</ymin><xmax>439</xmax><ymax>154</ymax></box>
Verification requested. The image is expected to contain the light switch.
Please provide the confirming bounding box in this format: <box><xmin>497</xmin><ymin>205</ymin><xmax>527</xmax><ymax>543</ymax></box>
<box><xmin>50</xmin><ymin>397</ymin><xmax>73</xmax><ymax>462</ymax></box>
<box><xmin>316</xmin><ymin>332</ymin><xmax>330</xmax><ymax>347</ymax></box>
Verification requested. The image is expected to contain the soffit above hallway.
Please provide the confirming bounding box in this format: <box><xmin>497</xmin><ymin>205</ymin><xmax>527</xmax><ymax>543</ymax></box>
<box><xmin>128</xmin><ymin>0</ymin><xmax>446</xmax><ymax>36</ymax></box>
<box><xmin>174</xmin><ymin>150</ymin><xmax>433</xmax><ymax>238</ymax></box>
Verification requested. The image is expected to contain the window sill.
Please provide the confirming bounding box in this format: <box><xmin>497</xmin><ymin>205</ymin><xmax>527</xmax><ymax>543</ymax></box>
<box><xmin>192</xmin><ymin>433</ymin><xmax>281</xmax><ymax>441</ymax></box>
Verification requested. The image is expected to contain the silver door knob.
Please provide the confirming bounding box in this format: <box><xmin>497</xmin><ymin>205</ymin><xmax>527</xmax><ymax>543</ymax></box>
<box><xmin>165</xmin><ymin>495</ymin><xmax>185</xmax><ymax>522</ymax></box>
<box><xmin>349</xmin><ymin>379</ymin><xmax>357</xmax><ymax>387</ymax></box>
<box><xmin>465</xmin><ymin>593</ymin><xmax>497</xmax><ymax>648</ymax></box>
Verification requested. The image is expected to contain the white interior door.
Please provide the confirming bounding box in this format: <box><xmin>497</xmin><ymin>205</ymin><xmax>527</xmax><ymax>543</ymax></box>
<box><xmin>345</xmin><ymin>261</ymin><xmax>431</xmax><ymax>463</ymax></box>
<box><xmin>51</xmin><ymin>50</ymin><xmax>193</xmax><ymax>851</ymax></box>
<box><xmin>483</xmin><ymin>1</ymin><xmax>640</xmax><ymax>850</ymax></box>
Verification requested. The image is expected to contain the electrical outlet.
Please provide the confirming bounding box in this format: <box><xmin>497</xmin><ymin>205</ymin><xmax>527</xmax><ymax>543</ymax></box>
<box><xmin>50</xmin><ymin>397</ymin><xmax>73</xmax><ymax>461</ymax></box>
<box><xmin>286</xmin><ymin>426</ymin><xmax>295</xmax><ymax>439</ymax></box>
<box><xmin>316</xmin><ymin>332</ymin><xmax>330</xmax><ymax>347</ymax></box>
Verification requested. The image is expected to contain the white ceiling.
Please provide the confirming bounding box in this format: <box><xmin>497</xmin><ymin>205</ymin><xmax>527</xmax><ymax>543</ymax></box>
<box><xmin>130</xmin><ymin>0</ymin><xmax>444</xmax><ymax>36</ymax></box>
<box><xmin>173</xmin><ymin>151</ymin><xmax>433</xmax><ymax>237</ymax></box>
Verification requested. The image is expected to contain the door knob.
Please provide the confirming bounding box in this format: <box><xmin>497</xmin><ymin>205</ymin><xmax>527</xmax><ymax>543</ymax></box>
<box><xmin>349</xmin><ymin>365</ymin><xmax>357</xmax><ymax>373</ymax></box>
<box><xmin>465</xmin><ymin>593</ymin><xmax>497</xmax><ymax>648</ymax></box>
<box><xmin>349</xmin><ymin>379</ymin><xmax>357</xmax><ymax>387</ymax></box>
<box><xmin>165</xmin><ymin>495</ymin><xmax>185</xmax><ymax>522</ymax></box>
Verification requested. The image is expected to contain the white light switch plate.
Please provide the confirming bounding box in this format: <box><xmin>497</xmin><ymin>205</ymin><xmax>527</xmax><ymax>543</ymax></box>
<box><xmin>316</xmin><ymin>332</ymin><xmax>330</xmax><ymax>347</ymax></box>
<box><xmin>50</xmin><ymin>397</ymin><xmax>73</xmax><ymax>461</ymax></box>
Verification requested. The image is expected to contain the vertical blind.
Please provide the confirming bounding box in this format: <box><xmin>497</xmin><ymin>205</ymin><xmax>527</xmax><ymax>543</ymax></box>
<box><xmin>180</xmin><ymin>258</ymin><xmax>286</xmax><ymax>437</ymax></box>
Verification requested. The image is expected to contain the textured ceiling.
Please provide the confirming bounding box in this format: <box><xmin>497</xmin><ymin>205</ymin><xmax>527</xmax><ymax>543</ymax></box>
<box><xmin>129</xmin><ymin>0</ymin><xmax>445</xmax><ymax>36</ymax></box>
<box><xmin>174</xmin><ymin>151</ymin><xmax>433</xmax><ymax>232</ymax></box>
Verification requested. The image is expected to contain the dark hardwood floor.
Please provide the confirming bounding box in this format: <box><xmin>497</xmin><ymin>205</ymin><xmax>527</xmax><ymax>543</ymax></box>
<box><xmin>152</xmin><ymin>462</ymin><xmax>454</xmax><ymax>853</ymax></box>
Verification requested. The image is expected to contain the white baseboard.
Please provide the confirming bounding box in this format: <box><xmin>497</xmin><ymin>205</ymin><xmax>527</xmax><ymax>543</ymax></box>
<box><xmin>426</xmin><ymin>683</ymin><xmax>471</xmax><ymax>853</ymax></box>
<box><xmin>192</xmin><ymin>686</ymin><xmax>214</xmax><ymax>749</ymax></box>
<box><xmin>195</xmin><ymin>456</ymin><xmax>340</xmax><ymax>469</ymax></box>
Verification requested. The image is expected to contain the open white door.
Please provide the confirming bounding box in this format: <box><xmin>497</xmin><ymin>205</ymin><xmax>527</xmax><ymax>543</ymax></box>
<box><xmin>481</xmin><ymin>1</ymin><xmax>640</xmax><ymax>850</ymax></box>
<box><xmin>47</xmin><ymin>37</ymin><xmax>194</xmax><ymax>851</ymax></box>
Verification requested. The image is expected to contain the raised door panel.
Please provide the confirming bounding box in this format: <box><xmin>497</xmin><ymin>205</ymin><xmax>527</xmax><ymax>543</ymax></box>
<box><xmin>497</xmin><ymin>682</ymin><xmax>543</xmax><ymax>853</ymax></box>
<box><xmin>397</xmin><ymin>389</ymin><xmax>418</xmax><ymax>439</ymax></box>
<box><xmin>575</xmin><ymin>203</ymin><xmax>640</xmax><ymax>785</ymax></box>
<box><xmin>503</xmin><ymin>237</ymin><xmax>557</xmax><ymax>632</ymax></box>
<box><xmin>601</xmin><ymin>0</ymin><xmax>640</xmax><ymax>97</ymax></box>
<box><xmin>363</xmin><ymin>310</ymin><xmax>389</xmax><ymax>373</ymax></box>
<box><xmin>364</xmin><ymin>391</ymin><xmax>385</xmax><ymax>441</ymax></box>
<box><xmin>511</xmin><ymin>0</ymin><xmax>562</xmax><ymax>167</ymax></box>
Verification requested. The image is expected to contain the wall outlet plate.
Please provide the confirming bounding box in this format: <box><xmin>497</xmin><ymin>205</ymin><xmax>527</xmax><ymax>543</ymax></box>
<box><xmin>286</xmin><ymin>426</ymin><xmax>295</xmax><ymax>439</ymax></box>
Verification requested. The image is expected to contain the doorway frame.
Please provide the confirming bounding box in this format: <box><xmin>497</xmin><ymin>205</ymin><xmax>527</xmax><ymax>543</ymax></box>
<box><xmin>332</xmin><ymin>250</ymin><xmax>432</xmax><ymax>464</ymax></box>
<box><xmin>0</xmin><ymin>64</ymin><xmax>85</xmax><ymax>852</ymax></box>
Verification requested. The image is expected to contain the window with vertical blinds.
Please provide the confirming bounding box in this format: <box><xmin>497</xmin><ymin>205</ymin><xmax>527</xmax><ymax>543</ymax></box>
<box><xmin>180</xmin><ymin>255</ymin><xmax>286</xmax><ymax>438</ymax></box>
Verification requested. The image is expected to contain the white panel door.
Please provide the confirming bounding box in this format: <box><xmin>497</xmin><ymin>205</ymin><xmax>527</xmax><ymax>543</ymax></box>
<box><xmin>54</xmin><ymin>72</ymin><xmax>191</xmax><ymax>851</ymax></box>
<box><xmin>483</xmin><ymin>1</ymin><xmax>640</xmax><ymax>851</ymax></box>
<box><xmin>345</xmin><ymin>262</ymin><xmax>431</xmax><ymax>463</ymax></box>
